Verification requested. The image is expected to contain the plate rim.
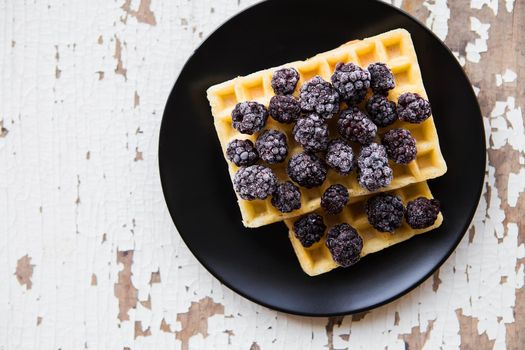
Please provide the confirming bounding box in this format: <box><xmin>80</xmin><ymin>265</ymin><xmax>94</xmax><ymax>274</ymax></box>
<box><xmin>158</xmin><ymin>0</ymin><xmax>487</xmax><ymax>316</ymax></box>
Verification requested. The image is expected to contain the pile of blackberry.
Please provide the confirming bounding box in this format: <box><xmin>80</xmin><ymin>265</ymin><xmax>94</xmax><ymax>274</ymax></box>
<box><xmin>225</xmin><ymin>60</ymin><xmax>440</xmax><ymax>268</ymax></box>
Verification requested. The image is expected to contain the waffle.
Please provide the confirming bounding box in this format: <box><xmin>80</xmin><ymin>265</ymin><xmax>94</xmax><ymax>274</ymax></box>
<box><xmin>284</xmin><ymin>181</ymin><xmax>443</xmax><ymax>276</ymax></box>
<box><xmin>207</xmin><ymin>29</ymin><xmax>447</xmax><ymax>227</ymax></box>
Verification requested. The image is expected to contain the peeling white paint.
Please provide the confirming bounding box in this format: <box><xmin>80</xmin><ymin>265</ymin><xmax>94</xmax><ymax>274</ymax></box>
<box><xmin>508</xmin><ymin>169</ymin><xmax>525</xmax><ymax>207</ymax></box>
<box><xmin>380</xmin><ymin>0</ymin><xmax>404</xmax><ymax>8</ymax></box>
<box><xmin>496</xmin><ymin>69</ymin><xmax>517</xmax><ymax>86</ymax></box>
<box><xmin>489</xmin><ymin>97</ymin><xmax>525</xmax><ymax>152</ymax></box>
<box><xmin>465</xmin><ymin>17</ymin><xmax>490</xmax><ymax>63</ymax></box>
<box><xmin>470</xmin><ymin>0</ymin><xmax>498</xmax><ymax>15</ymax></box>
<box><xmin>505</xmin><ymin>0</ymin><xmax>515</xmax><ymax>12</ymax></box>
<box><xmin>423</xmin><ymin>0</ymin><xmax>450</xmax><ymax>41</ymax></box>
<box><xmin>453</xmin><ymin>51</ymin><xmax>466</xmax><ymax>67</ymax></box>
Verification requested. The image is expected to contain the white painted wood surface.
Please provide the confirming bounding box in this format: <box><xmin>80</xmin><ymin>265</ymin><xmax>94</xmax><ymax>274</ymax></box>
<box><xmin>1</xmin><ymin>0</ymin><xmax>524</xmax><ymax>349</ymax></box>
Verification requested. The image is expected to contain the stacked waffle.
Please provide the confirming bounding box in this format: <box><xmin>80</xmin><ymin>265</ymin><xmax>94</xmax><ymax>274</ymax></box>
<box><xmin>206</xmin><ymin>29</ymin><xmax>447</xmax><ymax>275</ymax></box>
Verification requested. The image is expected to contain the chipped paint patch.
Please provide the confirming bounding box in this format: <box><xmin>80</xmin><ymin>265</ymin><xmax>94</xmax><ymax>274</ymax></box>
<box><xmin>134</xmin><ymin>148</ymin><xmax>143</xmax><ymax>161</ymax></box>
<box><xmin>249</xmin><ymin>342</ymin><xmax>261</xmax><ymax>350</ymax></box>
<box><xmin>15</xmin><ymin>255</ymin><xmax>34</xmax><ymax>290</ymax></box>
<box><xmin>54</xmin><ymin>45</ymin><xmax>61</xmax><ymax>79</ymax></box>
<box><xmin>134</xmin><ymin>321</ymin><xmax>152</xmax><ymax>338</ymax></box>
<box><xmin>149</xmin><ymin>270</ymin><xmax>161</xmax><ymax>284</ymax></box>
<box><xmin>505</xmin><ymin>0</ymin><xmax>515</xmax><ymax>12</ymax></box>
<box><xmin>36</xmin><ymin>316</ymin><xmax>42</xmax><ymax>326</ymax></box>
<box><xmin>114</xmin><ymin>250</ymin><xmax>138</xmax><ymax>322</ymax></box>
<box><xmin>496</xmin><ymin>69</ymin><xmax>517</xmax><ymax>86</ymax></box>
<box><xmin>470</xmin><ymin>0</ymin><xmax>498</xmax><ymax>15</ymax></box>
<box><xmin>223</xmin><ymin>329</ymin><xmax>235</xmax><ymax>344</ymax></box>
<box><xmin>325</xmin><ymin>316</ymin><xmax>344</xmax><ymax>350</ymax></box>
<box><xmin>160</xmin><ymin>318</ymin><xmax>173</xmax><ymax>333</ymax></box>
<box><xmin>114</xmin><ymin>37</ymin><xmax>127</xmax><ymax>79</ymax></box>
<box><xmin>452</xmin><ymin>51</ymin><xmax>466</xmax><ymax>66</ymax></box>
<box><xmin>134</xmin><ymin>91</ymin><xmax>140</xmax><ymax>108</ymax></box>
<box><xmin>489</xmin><ymin>97</ymin><xmax>524</xmax><ymax>152</ymax></box>
<box><xmin>400</xmin><ymin>320</ymin><xmax>435</xmax><ymax>349</ymax></box>
<box><xmin>465</xmin><ymin>17</ymin><xmax>490</xmax><ymax>63</ymax></box>
<box><xmin>121</xmin><ymin>0</ymin><xmax>157</xmax><ymax>26</ymax></box>
<box><xmin>91</xmin><ymin>273</ymin><xmax>98</xmax><ymax>286</ymax></box>
<box><xmin>456</xmin><ymin>309</ymin><xmax>495</xmax><ymax>348</ymax></box>
<box><xmin>508</xmin><ymin>168</ymin><xmax>525</xmax><ymax>207</ymax></box>
<box><xmin>423</xmin><ymin>0</ymin><xmax>450</xmax><ymax>41</ymax></box>
<box><xmin>0</xmin><ymin>119</ymin><xmax>9</xmax><ymax>137</ymax></box>
<box><xmin>96</xmin><ymin>71</ymin><xmax>104</xmax><ymax>80</ymax></box>
<box><xmin>432</xmin><ymin>270</ymin><xmax>442</xmax><ymax>292</ymax></box>
<box><xmin>176</xmin><ymin>297</ymin><xmax>224</xmax><ymax>350</ymax></box>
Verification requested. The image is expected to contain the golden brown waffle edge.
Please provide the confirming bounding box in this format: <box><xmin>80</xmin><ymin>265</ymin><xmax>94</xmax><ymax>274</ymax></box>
<box><xmin>284</xmin><ymin>181</ymin><xmax>443</xmax><ymax>276</ymax></box>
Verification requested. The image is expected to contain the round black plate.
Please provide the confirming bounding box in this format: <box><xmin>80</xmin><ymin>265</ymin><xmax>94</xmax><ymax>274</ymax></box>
<box><xmin>159</xmin><ymin>0</ymin><xmax>485</xmax><ymax>316</ymax></box>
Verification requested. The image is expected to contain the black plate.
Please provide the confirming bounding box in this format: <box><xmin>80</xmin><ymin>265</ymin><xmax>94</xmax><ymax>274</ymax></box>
<box><xmin>159</xmin><ymin>0</ymin><xmax>485</xmax><ymax>316</ymax></box>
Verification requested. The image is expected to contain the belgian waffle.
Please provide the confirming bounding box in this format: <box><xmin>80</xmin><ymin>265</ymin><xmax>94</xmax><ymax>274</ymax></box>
<box><xmin>207</xmin><ymin>29</ymin><xmax>447</xmax><ymax>227</ymax></box>
<box><xmin>284</xmin><ymin>181</ymin><xmax>443</xmax><ymax>276</ymax></box>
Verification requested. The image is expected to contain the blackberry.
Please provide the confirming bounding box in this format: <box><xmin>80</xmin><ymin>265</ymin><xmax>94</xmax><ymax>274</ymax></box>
<box><xmin>255</xmin><ymin>129</ymin><xmax>288</xmax><ymax>164</ymax></box>
<box><xmin>287</xmin><ymin>152</ymin><xmax>327</xmax><ymax>188</ymax></box>
<box><xmin>233</xmin><ymin>165</ymin><xmax>277</xmax><ymax>200</ymax></box>
<box><xmin>326</xmin><ymin>223</ymin><xmax>363</xmax><ymax>267</ymax></box>
<box><xmin>271</xmin><ymin>181</ymin><xmax>302</xmax><ymax>213</ymax></box>
<box><xmin>271</xmin><ymin>67</ymin><xmax>300</xmax><ymax>95</ymax></box>
<box><xmin>337</xmin><ymin>107</ymin><xmax>377</xmax><ymax>145</ymax></box>
<box><xmin>397</xmin><ymin>92</ymin><xmax>432</xmax><ymax>124</ymax></box>
<box><xmin>382</xmin><ymin>128</ymin><xmax>417</xmax><ymax>164</ymax></box>
<box><xmin>367</xmin><ymin>62</ymin><xmax>395</xmax><ymax>95</ymax></box>
<box><xmin>269</xmin><ymin>95</ymin><xmax>301</xmax><ymax>124</ymax></box>
<box><xmin>325</xmin><ymin>139</ymin><xmax>354</xmax><ymax>175</ymax></box>
<box><xmin>366</xmin><ymin>194</ymin><xmax>405</xmax><ymax>232</ymax></box>
<box><xmin>293</xmin><ymin>214</ymin><xmax>326</xmax><ymax>247</ymax></box>
<box><xmin>406</xmin><ymin>197</ymin><xmax>441</xmax><ymax>229</ymax></box>
<box><xmin>366</xmin><ymin>94</ymin><xmax>398</xmax><ymax>127</ymax></box>
<box><xmin>299</xmin><ymin>75</ymin><xmax>340</xmax><ymax>119</ymax></box>
<box><xmin>226</xmin><ymin>139</ymin><xmax>259</xmax><ymax>166</ymax></box>
<box><xmin>231</xmin><ymin>101</ymin><xmax>268</xmax><ymax>134</ymax></box>
<box><xmin>292</xmin><ymin>114</ymin><xmax>329</xmax><ymax>152</ymax></box>
<box><xmin>321</xmin><ymin>184</ymin><xmax>349</xmax><ymax>215</ymax></box>
<box><xmin>357</xmin><ymin>143</ymin><xmax>393</xmax><ymax>191</ymax></box>
<box><xmin>330</xmin><ymin>62</ymin><xmax>370</xmax><ymax>104</ymax></box>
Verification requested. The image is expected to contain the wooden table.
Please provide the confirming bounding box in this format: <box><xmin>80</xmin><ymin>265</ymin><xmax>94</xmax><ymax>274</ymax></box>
<box><xmin>1</xmin><ymin>0</ymin><xmax>523</xmax><ymax>349</ymax></box>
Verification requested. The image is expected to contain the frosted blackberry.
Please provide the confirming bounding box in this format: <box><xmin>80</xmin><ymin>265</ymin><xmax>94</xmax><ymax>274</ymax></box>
<box><xmin>271</xmin><ymin>67</ymin><xmax>300</xmax><ymax>95</ymax></box>
<box><xmin>397</xmin><ymin>92</ymin><xmax>432</xmax><ymax>124</ymax></box>
<box><xmin>357</xmin><ymin>143</ymin><xmax>393</xmax><ymax>191</ymax></box>
<box><xmin>231</xmin><ymin>101</ymin><xmax>268</xmax><ymax>134</ymax></box>
<box><xmin>337</xmin><ymin>107</ymin><xmax>377</xmax><ymax>145</ymax></box>
<box><xmin>226</xmin><ymin>139</ymin><xmax>258</xmax><ymax>166</ymax></box>
<box><xmin>271</xmin><ymin>181</ymin><xmax>301</xmax><ymax>213</ymax></box>
<box><xmin>366</xmin><ymin>94</ymin><xmax>398</xmax><ymax>127</ymax></box>
<box><xmin>299</xmin><ymin>76</ymin><xmax>340</xmax><ymax>119</ymax></box>
<box><xmin>255</xmin><ymin>129</ymin><xmax>288</xmax><ymax>164</ymax></box>
<box><xmin>293</xmin><ymin>214</ymin><xmax>326</xmax><ymax>247</ymax></box>
<box><xmin>269</xmin><ymin>95</ymin><xmax>301</xmax><ymax>124</ymax></box>
<box><xmin>287</xmin><ymin>152</ymin><xmax>327</xmax><ymax>188</ymax></box>
<box><xmin>325</xmin><ymin>139</ymin><xmax>354</xmax><ymax>175</ymax></box>
<box><xmin>367</xmin><ymin>62</ymin><xmax>395</xmax><ymax>95</ymax></box>
<box><xmin>292</xmin><ymin>114</ymin><xmax>329</xmax><ymax>152</ymax></box>
<box><xmin>326</xmin><ymin>223</ymin><xmax>363</xmax><ymax>267</ymax></box>
<box><xmin>233</xmin><ymin>165</ymin><xmax>277</xmax><ymax>200</ymax></box>
<box><xmin>382</xmin><ymin>128</ymin><xmax>417</xmax><ymax>164</ymax></box>
<box><xmin>366</xmin><ymin>194</ymin><xmax>405</xmax><ymax>232</ymax></box>
<box><xmin>321</xmin><ymin>184</ymin><xmax>349</xmax><ymax>215</ymax></box>
<box><xmin>331</xmin><ymin>62</ymin><xmax>370</xmax><ymax>104</ymax></box>
<box><xmin>406</xmin><ymin>197</ymin><xmax>441</xmax><ymax>229</ymax></box>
